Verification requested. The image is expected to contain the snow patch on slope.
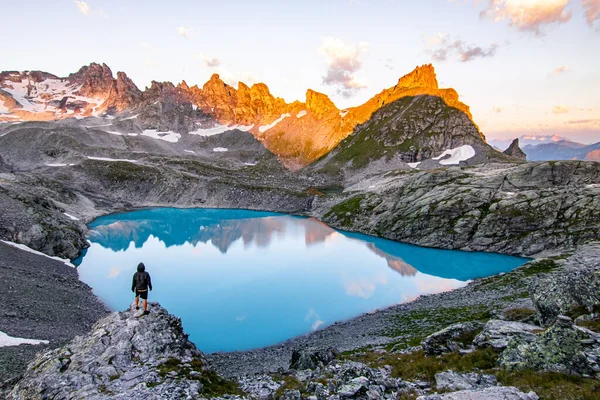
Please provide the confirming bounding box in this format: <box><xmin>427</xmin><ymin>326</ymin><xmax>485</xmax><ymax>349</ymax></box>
<box><xmin>0</xmin><ymin>240</ymin><xmax>73</xmax><ymax>267</ymax></box>
<box><xmin>190</xmin><ymin>124</ymin><xmax>254</xmax><ymax>137</ymax></box>
<box><xmin>87</xmin><ymin>156</ymin><xmax>138</xmax><ymax>163</ymax></box>
<box><xmin>64</xmin><ymin>213</ymin><xmax>79</xmax><ymax>221</ymax></box>
<box><xmin>259</xmin><ymin>113</ymin><xmax>290</xmax><ymax>133</ymax></box>
<box><xmin>0</xmin><ymin>99</ymin><xmax>8</xmax><ymax>114</ymax></box>
<box><xmin>407</xmin><ymin>162</ymin><xmax>421</xmax><ymax>169</ymax></box>
<box><xmin>0</xmin><ymin>331</ymin><xmax>49</xmax><ymax>347</ymax></box>
<box><xmin>296</xmin><ymin>110</ymin><xmax>307</xmax><ymax>118</ymax></box>
<box><xmin>141</xmin><ymin>129</ymin><xmax>181</xmax><ymax>143</ymax></box>
<box><xmin>432</xmin><ymin>145</ymin><xmax>476</xmax><ymax>165</ymax></box>
<box><xmin>213</xmin><ymin>147</ymin><xmax>228</xmax><ymax>152</ymax></box>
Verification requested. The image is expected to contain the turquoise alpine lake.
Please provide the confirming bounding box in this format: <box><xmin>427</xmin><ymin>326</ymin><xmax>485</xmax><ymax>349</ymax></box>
<box><xmin>75</xmin><ymin>208</ymin><xmax>529</xmax><ymax>353</ymax></box>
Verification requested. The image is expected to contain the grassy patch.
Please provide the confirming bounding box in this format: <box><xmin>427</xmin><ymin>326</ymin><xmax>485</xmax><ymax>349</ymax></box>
<box><xmin>352</xmin><ymin>349</ymin><xmax>498</xmax><ymax>383</ymax></box>
<box><xmin>497</xmin><ymin>370</ymin><xmax>600</xmax><ymax>400</ymax></box>
<box><xmin>274</xmin><ymin>374</ymin><xmax>304</xmax><ymax>398</ymax></box>
<box><xmin>384</xmin><ymin>306</ymin><xmax>492</xmax><ymax>349</ymax></box>
<box><xmin>520</xmin><ymin>259</ymin><xmax>560</xmax><ymax>277</ymax></box>
<box><xmin>323</xmin><ymin>195</ymin><xmax>366</xmax><ymax>226</ymax></box>
<box><xmin>577</xmin><ymin>319</ymin><xmax>600</xmax><ymax>332</ymax></box>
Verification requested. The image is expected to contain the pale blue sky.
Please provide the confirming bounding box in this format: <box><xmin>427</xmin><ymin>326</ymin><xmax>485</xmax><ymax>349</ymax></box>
<box><xmin>2</xmin><ymin>0</ymin><xmax>599</xmax><ymax>142</ymax></box>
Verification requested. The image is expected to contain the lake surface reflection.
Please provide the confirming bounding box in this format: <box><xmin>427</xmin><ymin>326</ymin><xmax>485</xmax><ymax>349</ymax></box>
<box><xmin>76</xmin><ymin>208</ymin><xmax>528</xmax><ymax>353</ymax></box>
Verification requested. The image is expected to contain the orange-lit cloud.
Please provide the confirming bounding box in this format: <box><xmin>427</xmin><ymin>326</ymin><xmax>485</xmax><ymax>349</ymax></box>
<box><xmin>73</xmin><ymin>1</ymin><xmax>90</xmax><ymax>16</ymax></box>
<box><xmin>552</xmin><ymin>65</ymin><xmax>569</xmax><ymax>74</ymax></box>
<box><xmin>479</xmin><ymin>0</ymin><xmax>571</xmax><ymax>34</ymax></box>
<box><xmin>582</xmin><ymin>0</ymin><xmax>600</xmax><ymax>26</ymax></box>
<box><xmin>553</xmin><ymin>105</ymin><xmax>570</xmax><ymax>114</ymax></box>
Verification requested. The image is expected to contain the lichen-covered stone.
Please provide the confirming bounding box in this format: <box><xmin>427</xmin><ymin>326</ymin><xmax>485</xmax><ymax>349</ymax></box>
<box><xmin>434</xmin><ymin>370</ymin><xmax>497</xmax><ymax>391</ymax></box>
<box><xmin>473</xmin><ymin>320</ymin><xmax>541</xmax><ymax>350</ymax></box>
<box><xmin>498</xmin><ymin>316</ymin><xmax>597</xmax><ymax>375</ymax></box>
<box><xmin>528</xmin><ymin>246</ymin><xmax>600</xmax><ymax>325</ymax></box>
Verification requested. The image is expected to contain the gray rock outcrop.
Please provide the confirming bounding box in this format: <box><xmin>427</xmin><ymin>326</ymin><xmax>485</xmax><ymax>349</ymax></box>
<box><xmin>528</xmin><ymin>244</ymin><xmax>600</xmax><ymax>325</ymax></box>
<box><xmin>434</xmin><ymin>371</ymin><xmax>497</xmax><ymax>391</ymax></box>
<box><xmin>290</xmin><ymin>348</ymin><xmax>339</xmax><ymax>370</ymax></box>
<box><xmin>8</xmin><ymin>303</ymin><xmax>239</xmax><ymax>400</ymax></box>
<box><xmin>421</xmin><ymin>321</ymin><xmax>483</xmax><ymax>355</ymax></box>
<box><xmin>473</xmin><ymin>320</ymin><xmax>541</xmax><ymax>350</ymax></box>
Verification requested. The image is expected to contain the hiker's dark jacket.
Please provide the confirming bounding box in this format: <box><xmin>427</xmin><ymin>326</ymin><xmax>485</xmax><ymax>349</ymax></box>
<box><xmin>132</xmin><ymin>263</ymin><xmax>152</xmax><ymax>291</ymax></box>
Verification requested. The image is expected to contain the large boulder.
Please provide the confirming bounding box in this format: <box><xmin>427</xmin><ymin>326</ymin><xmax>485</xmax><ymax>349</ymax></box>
<box><xmin>422</xmin><ymin>322</ymin><xmax>484</xmax><ymax>355</ymax></box>
<box><xmin>434</xmin><ymin>371</ymin><xmax>497</xmax><ymax>391</ymax></box>
<box><xmin>498</xmin><ymin>316</ymin><xmax>597</xmax><ymax>375</ymax></box>
<box><xmin>473</xmin><ymin>320</ymin><xmax>542</xmax><ymax>350</ymax></box>
<box><xmin>7</xmin><ymin>303</ymin><xmax>239</xmax><ymax>400</ymax></box>
<box><xmin>528</xmin><ymin>245</ymin><xmax>600</xmax><ymax>326</ymax></box>
<box><xmin>289</xmin><ymin>348</ymin><xmax>339</xmax><ymax>370</ymax></box>
<box><xmin>417</xmin><ymin>386</ymin><xmax>539</xmax><ymax>400</ymax></box>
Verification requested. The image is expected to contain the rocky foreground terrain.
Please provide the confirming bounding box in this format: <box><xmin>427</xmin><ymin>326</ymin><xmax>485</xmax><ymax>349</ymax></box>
<box><xmin>1</xmin><ymin>61</ymin><xmax>600</xmax><ymax>399</ymax></box>
<box><xmin>5</xmin><ymin>243</ymin><xmax>600</xmax><ymax>399</ymax></box>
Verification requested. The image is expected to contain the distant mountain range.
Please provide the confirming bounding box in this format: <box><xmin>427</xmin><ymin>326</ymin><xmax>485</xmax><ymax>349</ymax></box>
<box><xmin>0</xmin><ymin>63</ymin><xmax>480</xmax><ymax>168</ymax></box>
<box><xmin>489</xmin><ymin>135</ymin><xmax>600</xmax><ymax>162</ymax></box>
<box><xmin>522</xmin><ymin>140</ymin><xmax>600</xmax><ymax>161</ymax></box>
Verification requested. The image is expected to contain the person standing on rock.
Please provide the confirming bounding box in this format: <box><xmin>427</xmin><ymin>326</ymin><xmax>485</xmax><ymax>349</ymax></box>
<box><xmin>131</xmin><ymin>262</ymin><xmax>152</xmax><ymax>315</ymax></box>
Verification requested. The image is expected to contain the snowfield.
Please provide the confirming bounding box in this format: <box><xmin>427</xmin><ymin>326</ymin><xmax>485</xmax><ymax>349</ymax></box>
<box><xmin>1</xmin><ymin>76</ymin><xmax>106</xmax><ymax>117</ymax></box>
<box><xmin>407</xmin><ymin>162</ymin><xmax>421</xmax><ymax>169</ymax></box>
<box><xmin>296</xmin><ymin>110</ymin><xmax>307</xmax><ymax>118</ymax></box>
<box><xmin>213</xmin><ymin>147</ymin><xmax>228</xmax><ymax>152</ymax></box>
<box><xmin>259</xmin><ymin>113</ymin><xmax>290</xmax><ymax>133</ymax></box>
<box><xmin>432</xmin><ymin>145</ymin><xmax>476</xmax><ymax>165</ymax></box>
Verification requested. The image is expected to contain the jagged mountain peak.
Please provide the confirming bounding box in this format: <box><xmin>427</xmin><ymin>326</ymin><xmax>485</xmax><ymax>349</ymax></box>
<box><xmin>396</xmin><ymin>63</ymin><xmax>439</xmax><ymax>90</ymax></box>
<box><xmin>1</xmin><ymin>62</ymin><xmax>481</xmax><ymax>169</ymax></box>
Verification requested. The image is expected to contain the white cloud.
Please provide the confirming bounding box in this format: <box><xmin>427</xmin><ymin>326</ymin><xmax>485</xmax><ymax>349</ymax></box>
<box><xmin>305</xmin><ymin>308</ymin><xmax>325</xmax><ymax>331</ymax></box>
<box><xmin>140</xmin><ymin>42</ymin><xmax>153</xmax><ymax>50</ymax></box>
<box><xmin>176</xmin><ymin>26</ymin><xmax>190</xmax><ymax>38</ymax></box>
<box><xmin>319</xmin><ymin>37</ymin><xmax>369</xmax><ymax>98</ymax></box>
<box><xmin>553</xmin><ymin>105</ymin><xmax>570</xmax><ymax>114</ymax></box>
<box><xmin>73</xmin><ymin>0</ymin><xmax>90</xmax><ymax>15</ymax></box>
<box><xmin>478</xmin><ymin>0</ymin><xmax>571</xmax><ymax>34</ymax></box>
<box><xmin>197</xmin><ymin>54</ymin><xmax>221</xmax><ymax>68</ymax></box>
<box><xmin>582</xmin><ymin>0</ymin><xmax>600</xmax><ymax>27</ymax></box>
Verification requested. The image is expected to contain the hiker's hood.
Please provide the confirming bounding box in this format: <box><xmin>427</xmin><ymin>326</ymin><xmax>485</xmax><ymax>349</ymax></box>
<box><xmin>137</xmin><ymin>263</ymin><xmax>145</xmax><ymax>272</ymax></box>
